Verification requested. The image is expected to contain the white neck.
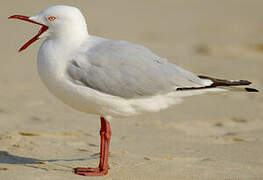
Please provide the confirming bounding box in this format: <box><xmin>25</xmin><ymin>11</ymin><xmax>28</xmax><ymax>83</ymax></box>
<box><xmin>48</xmin><ymin>25</ymin><xmax>89</xmax><ymax>48</ymax></box>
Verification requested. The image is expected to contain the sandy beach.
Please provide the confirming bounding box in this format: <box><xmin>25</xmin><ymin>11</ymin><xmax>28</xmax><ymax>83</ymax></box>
<box><xmin>1</xmin><ymin>0</ymin><xmax>263</xmax><ymax>179</ymax></box>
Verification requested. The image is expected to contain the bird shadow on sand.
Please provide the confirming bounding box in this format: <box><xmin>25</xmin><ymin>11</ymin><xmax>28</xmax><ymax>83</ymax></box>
<box><xmin>0</xmin><ymin>150</ymin><xmax>98</xmax><ymax>165</ymax></box>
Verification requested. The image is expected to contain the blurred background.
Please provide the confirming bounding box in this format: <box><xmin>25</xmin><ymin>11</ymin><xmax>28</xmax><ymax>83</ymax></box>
<box><xmin>0</xmin><ymin>0</ymin><xmax>262</xmax><ymax>180</ymax></box>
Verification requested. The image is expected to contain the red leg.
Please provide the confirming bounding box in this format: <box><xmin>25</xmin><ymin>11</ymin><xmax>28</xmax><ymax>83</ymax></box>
<box><xmin>97</xmin><ymin>118</ymin><xmax>111</xmax><ymax>170</ymax></box>
<box><xmin>74</xmin><ymin>117</ymin><xmax>111</xmax><ymax>176</ymax></box>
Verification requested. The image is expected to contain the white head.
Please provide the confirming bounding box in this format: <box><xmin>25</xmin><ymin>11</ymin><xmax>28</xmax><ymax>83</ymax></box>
<box><xmin>9</xmin><ymin>5</ymin><xmax>88</xmax><ymax>52</ymax></box>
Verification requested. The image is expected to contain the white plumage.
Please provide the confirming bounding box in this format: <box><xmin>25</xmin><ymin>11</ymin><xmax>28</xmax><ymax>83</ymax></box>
<box><xmin>29</xmin><ymin>5</ymin><xmax>221</xmax><ymax>118</ymax></box>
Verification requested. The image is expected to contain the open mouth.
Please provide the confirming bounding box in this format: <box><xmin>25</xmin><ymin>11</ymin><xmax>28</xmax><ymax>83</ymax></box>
<box><xmin>8</xmin><ymin>15</ymin><xmax>49</xmax><ymax>52</ymax></box>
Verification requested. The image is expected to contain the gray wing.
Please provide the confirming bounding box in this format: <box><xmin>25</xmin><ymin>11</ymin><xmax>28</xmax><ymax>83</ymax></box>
<box><xmin>67</xmin><ymin>38</ymin><xmax>208</xmax><ymax>98</ymax></box>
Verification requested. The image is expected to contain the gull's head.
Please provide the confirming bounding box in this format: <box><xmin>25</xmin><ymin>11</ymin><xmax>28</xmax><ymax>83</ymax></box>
<box><xmin>9</xmin><ymin>5</ymin><xmax>88</xmax><ymax>52</ymax></box>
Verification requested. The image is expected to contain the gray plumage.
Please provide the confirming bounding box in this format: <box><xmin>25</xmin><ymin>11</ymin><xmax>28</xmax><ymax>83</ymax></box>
<box><xmin>67</xmin><ymin>37</ymin><xmax>207</xmax><ymax>98</ymax></box>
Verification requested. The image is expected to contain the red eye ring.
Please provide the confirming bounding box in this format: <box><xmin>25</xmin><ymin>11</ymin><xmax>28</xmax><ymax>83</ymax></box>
<box><xmin>48</xmin><ymin>16</ymin><xmax>56</xmax><ymax>21</ymax></box>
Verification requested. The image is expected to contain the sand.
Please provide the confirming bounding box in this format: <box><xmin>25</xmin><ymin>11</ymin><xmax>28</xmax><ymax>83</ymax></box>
<box><xmin>0</xmin><ymin>0</ymin><xmax>263</xmax><ymax>179</ymax></box>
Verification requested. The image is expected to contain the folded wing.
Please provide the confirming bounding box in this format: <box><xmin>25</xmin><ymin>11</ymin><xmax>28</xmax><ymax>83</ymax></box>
<box><xmin>67</xmin><ymin>38</ymin><xmax>211</xmax><ymax>98</ymax></box>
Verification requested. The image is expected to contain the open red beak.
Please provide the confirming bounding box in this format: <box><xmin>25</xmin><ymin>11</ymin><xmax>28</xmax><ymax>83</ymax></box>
<box><xmin>8</xmin><ymin>15</ymin><xmax>48</xmax><ymax>52</ymax></box>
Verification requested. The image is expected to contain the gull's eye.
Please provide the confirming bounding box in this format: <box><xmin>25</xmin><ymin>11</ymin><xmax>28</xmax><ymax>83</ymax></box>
<box><xmin>48</xmin><ymin>16</ymin><xmax>56</xmax><ymax>21</ymax></box>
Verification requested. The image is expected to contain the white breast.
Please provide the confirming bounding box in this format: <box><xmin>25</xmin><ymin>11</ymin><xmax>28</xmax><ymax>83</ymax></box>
<box><xmin>37</xmin><ymin>39</ymin><xmax>91</xmax><ymax>112</ymax></box>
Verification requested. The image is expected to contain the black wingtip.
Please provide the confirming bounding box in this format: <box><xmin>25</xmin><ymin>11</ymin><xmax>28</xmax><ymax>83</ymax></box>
<box><xmin>198</xmin><ymin>75</ymin><xmax>253</xmax><ymax>86</ymax></box>
<box><xmin>245</xmin><ymin>88</ymin><xmax>259</xmax><ymax>92</ymax></box>
<box><xmin>239</xmin><ymin>80</ymin><xmax>251</xmax><ymax>86</ymax></box>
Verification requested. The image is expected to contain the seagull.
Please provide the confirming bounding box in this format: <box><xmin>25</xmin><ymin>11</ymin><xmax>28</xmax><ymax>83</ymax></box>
<box><xmin>9</xmin><ymin>5</ymin><xmax>258</xmax><ymax>176</ymax></box>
